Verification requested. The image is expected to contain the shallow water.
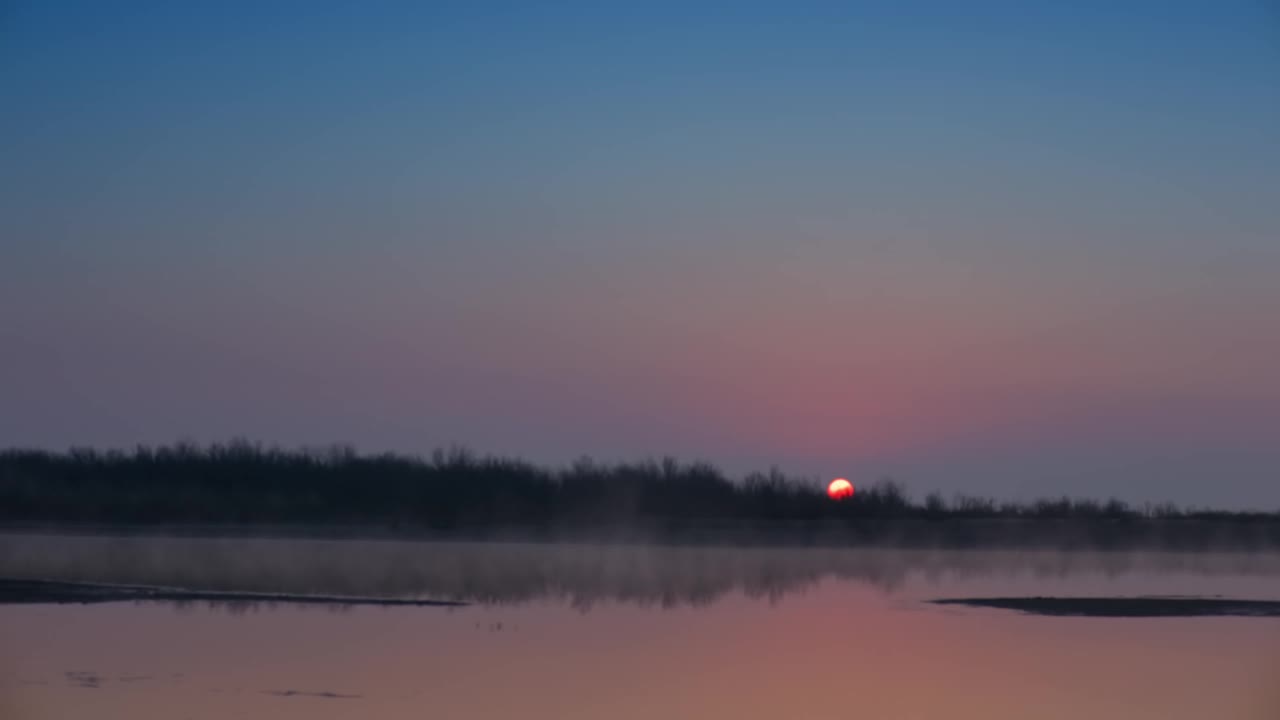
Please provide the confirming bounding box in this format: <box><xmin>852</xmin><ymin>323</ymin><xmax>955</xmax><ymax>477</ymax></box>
<box><xmin>2</xmin><ymin>534</ymin><xmax>1280</xmax><ymax>719</ymax></box>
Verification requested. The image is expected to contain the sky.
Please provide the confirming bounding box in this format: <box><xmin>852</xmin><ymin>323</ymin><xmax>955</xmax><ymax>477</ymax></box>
<box><xmin>2</xmin><ymin>1</ymin><xmax>1278</xmax><ymax>506</ymax></box>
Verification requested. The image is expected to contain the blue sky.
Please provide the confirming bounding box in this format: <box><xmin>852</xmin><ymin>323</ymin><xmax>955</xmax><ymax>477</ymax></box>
<box><xmin>3</xmin><ymin>1</ymin><xmax>1278</xmax><ymax>505</ymax></box>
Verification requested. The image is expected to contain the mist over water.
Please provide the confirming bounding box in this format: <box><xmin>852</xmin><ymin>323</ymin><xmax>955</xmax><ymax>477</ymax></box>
<box><xmin>4</xmin><ymin>533</ymin><xmax>1280</xmax><ymax>609</ymax></box>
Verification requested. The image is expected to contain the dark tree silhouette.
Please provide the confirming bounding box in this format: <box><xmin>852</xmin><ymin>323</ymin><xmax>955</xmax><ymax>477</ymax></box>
<box><xmin>1</xmin><ymin>442</ymin><xmax>1277</xmax><ymax>548</ymax></box>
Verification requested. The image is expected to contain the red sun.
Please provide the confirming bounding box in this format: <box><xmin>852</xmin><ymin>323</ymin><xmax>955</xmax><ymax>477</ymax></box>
<box><xmin>827</xmin><ymin>478</ymin><xmax>854</xmax><ymax>500</ymax></box>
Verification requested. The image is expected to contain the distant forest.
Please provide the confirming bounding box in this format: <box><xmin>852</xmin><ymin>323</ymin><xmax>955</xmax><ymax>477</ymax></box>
<box><xmin>2</xmin><ymin>443</ymin><xmax>1278</xmax><ymax>549</ymax></box>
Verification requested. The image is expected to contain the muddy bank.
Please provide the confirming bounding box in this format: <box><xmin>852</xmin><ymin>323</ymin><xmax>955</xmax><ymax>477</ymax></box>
<box><xmin>931</xmin><ymin>595</ymin><xmax>1280</xmax><ymax>617</ymax></box>
<box><xmin>0</xmin><ymin>578</ymin><xmax>465</xmax><ymax>607</ymax></box>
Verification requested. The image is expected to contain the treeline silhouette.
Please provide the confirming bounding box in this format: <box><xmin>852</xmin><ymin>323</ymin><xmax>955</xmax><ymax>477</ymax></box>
<box><xmin>2</xmin><ymin>443</ymin><xmax>1278</xmax><ymax>548</ymax></box>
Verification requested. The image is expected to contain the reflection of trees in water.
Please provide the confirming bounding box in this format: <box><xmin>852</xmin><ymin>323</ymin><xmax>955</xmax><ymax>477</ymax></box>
<box><xmin>3</xmin><ymin>535</ymin><xmax>1279</xmax><ymax>611</ymax></box>
<box><xmin>171</xmin><ymin>599</ymin><xmax>360</xmax><ymax>616</ymax></box>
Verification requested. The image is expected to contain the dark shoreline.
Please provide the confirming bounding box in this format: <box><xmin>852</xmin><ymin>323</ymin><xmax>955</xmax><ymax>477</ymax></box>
<box><xmin>0</xmin><ymin>578</ymin><xmax>466</xmax><ymax>607</ymax></box>
<box><xmin>931</xmin><ymin>596</ymin><xmax>1280</xmax><ymax>617</ymax></box>
<box><xmin>5</xmin><ymin>519</ymin><xmax>1280</xmax><ymax>551</ymax></box>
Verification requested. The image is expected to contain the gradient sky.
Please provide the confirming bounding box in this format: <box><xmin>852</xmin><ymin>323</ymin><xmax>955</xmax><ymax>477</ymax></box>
<box><xmin>3</xmin><ymin>1</ymin><xmax>1278</xmax><ymax>506</ymax></box>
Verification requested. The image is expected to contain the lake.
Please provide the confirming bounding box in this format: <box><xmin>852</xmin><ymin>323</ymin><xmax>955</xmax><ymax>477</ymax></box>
<box><xmin>2</xmin><ymin>533</ymin><xmax>1279</xmax><ymax>719</ymax></box>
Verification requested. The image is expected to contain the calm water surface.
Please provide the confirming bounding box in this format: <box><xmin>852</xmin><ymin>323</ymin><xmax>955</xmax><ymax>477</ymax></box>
<box><xmin>2</xmin><ymin>534</ymin><xmax>1279</xmax><ymax>719</ymax></box>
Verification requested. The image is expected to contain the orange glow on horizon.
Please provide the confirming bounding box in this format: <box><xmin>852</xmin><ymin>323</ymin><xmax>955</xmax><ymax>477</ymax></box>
<box><xmin>827</xmin><ymin>478</ymin><xmax>854</xmax><ymax>500</ymax></box>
